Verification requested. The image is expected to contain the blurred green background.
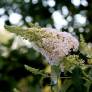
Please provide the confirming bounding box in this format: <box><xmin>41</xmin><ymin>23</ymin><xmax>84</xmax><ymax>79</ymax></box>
<box><xmin>0</xmin><ymin>0</ymin><xmax>92</xmax><ymax>92</ymax></box>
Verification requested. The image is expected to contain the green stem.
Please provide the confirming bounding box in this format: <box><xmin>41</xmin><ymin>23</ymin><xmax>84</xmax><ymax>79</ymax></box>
<box><xmin>51</xmin><ymin>65</ymin><xmax>60</xmax><ymax>92</ymax></box>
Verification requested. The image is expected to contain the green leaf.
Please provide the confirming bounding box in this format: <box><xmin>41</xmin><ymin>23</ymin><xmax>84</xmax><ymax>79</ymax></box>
<box><xmin>24</xmin><ymin>65</ymin><xmax>41</xmax><ymax>74</ymax></box>
<box><xmin>61</xmin><ymin>79</ymin><xmax>73</xmax><ymax>92</ymax></box>
<box><xmin>71</xmin><ymin>67</ymin><xmax>86</xmax><ymax>92</ymax></box>
<box><xmin>24</xmin><ymin>65</ymin><xmax>47</xmax><ymax>77</ymax></box>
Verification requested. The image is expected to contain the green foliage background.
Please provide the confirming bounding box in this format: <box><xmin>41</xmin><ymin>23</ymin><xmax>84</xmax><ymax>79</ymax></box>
<box><xmin>0</xmin><ymin>0</ymin><xmax>92</xmax><ymax>92</ymax></box>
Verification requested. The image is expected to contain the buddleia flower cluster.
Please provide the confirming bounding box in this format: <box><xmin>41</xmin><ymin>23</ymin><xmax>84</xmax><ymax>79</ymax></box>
<box><xmin>5</xmin><ymin>25</ymin><xmax>79</xmax><ymax>65</ymax></box>
<box><xmin>60</xmin><ymin>55</ymin><xmax>85</xmax><ymax>72</ymax></box>
<box><xmin>80</xmin><ymin>34</ymin><xmax>92</xmax><ymax>58</ymax></box>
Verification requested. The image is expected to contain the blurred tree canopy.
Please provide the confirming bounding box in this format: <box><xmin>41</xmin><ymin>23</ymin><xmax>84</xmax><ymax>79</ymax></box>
<box><xmin>0</xmin><ymin>0</ymin><xmax>92</xmax><ymax>41</ymax></box>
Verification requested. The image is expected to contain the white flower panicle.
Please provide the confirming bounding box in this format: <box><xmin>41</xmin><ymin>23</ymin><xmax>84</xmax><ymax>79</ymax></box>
<box><xmin>5</xmin><ymin>26</ymin><xmax>79</xmax><ymax>65</ymax></box>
